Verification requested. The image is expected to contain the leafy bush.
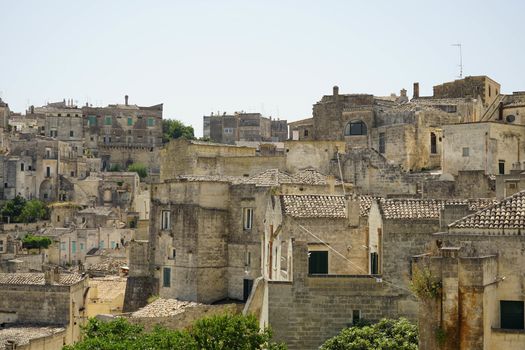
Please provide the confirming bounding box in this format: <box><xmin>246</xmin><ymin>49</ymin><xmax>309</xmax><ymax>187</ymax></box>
<box><xmin>1</xmin><ymin>196</ymin><xmax>48</xmax><ymax>223</ymax></box>
<box><xmin>109</xmin><ymin>164</ymin><xmax>122</xmax><ymax>172</ymax></box>
<box><xmin>64</xmin><ymin>313</ymin><xmax>286</xmax><ymax>350</ymax></box>
<box><xmin>410</xmin><ymin>266</ymin><xmax>441</xmax><ymax>300</ymax></box>
<box><xmin>127</xmin><ymin>163</ymin><xmax>148</xmax><ymax>180</ymax></box>
<box><xmin>320</xmin><ymin>318</ymin><xmax>418</xmax><ymax>350</ymax></box>
<box><xmin>162</xmin><ymin>119</ymin><xmax>195</xmax><ymax>143</ymax></box>
<box><xmin>22</xmin><ymin>234</ymin><xmax>52</xmax><ymax>250</ymax></box>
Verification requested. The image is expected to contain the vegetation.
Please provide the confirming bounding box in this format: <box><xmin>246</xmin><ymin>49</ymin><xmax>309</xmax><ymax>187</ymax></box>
<box><xmin>162</xmin><ymin>119</ymin><xmax>195</xmax><ymax>143</ymax></box>
<box><xmin>65</xmin><ymin>313</ymin><xmax>287</xmax><ymax>350</ymax></box>
<box><xmin>127</xmin><ymin>163</ymin><xmax>148</xmax><ymax>180</ymax></box>
<box><xmin>320</xmin><ymin>318</ymin><xmax>418</xmax><ymax>350</ymax></box>
<box><xmin>410</xmin><ymin>266</ymin><xmax>442</xmax><ymax>300</ymax></box>
<box><xmin>22</xmin><ymin>234</ymin><xmax>52</xmax><ymax>250</ymax></box>
<box><xmin>0</xmin><ymin>196</ymin><xmax>48</xmax><ymax>223</ymax></box>
<box><xmin>109</xmin><ymin>164</ymin><xmax>122</xmax><ymax>172</ymax></box>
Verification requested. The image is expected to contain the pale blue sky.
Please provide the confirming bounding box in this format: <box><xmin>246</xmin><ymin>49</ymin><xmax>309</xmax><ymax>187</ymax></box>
<box><xmin>1</xmin><ymin>0</ymin><xmax>524</xmax><ymax>136</ymax></box>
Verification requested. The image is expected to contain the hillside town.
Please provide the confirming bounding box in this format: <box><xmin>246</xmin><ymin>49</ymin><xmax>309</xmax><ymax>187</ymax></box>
<box><xmin>0</xmin><ymin>75</ymin><xmax>524</xmax><ymax>349</ymax></box>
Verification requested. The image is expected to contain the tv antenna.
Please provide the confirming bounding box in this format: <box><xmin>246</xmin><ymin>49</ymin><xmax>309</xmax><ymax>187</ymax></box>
<box><xmin>452</xmin><ymin>43</ymin><xmax>463</xmax><ymax>78</ymax></box>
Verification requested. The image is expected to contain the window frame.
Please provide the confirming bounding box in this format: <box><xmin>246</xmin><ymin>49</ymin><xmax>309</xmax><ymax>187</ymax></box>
<box><xmin>243</xmin><ymin>208</ymin><xmax>253</xmax><ymax>230</ymax></box>
<box><xmin>500</xmin><ymin>300</ymin><xmax>524</xmax><ymax>330</ymax></box>
<box><xmin>344</xmin><ymin>120</ymin><xmax>368</xmax><ymax>136</ymax></box>
<box><xmin>161</xmin><ymin>210</ymin><xmax>171</xmax><ymax>230</ymax></box>
<box><xmin>163</xmin><ymin>267</ymin><xmax>171</xmax><ymax>288</ymax></box>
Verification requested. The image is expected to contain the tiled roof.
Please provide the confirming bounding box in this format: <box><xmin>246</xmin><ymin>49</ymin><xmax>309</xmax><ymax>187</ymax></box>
<box><xmin>175</xmin><ymin>174</ymin><xmax>244</xmax><ymax>184</ymax></box>
<box><xmin>449</xmin><ymin>191</ymin><xmax>525</xmax><ymax>229</ymax></box>
<box><xmin>0</xmin><ymin>326</ymin><xmax>65</xmax><ymax>349</ymax></box>
<box><xmin>281</xmin><ymin>195</ymin><xmax>347</xmax><ymax>218</ymax></box>
<box><xmin>291</xmin><ymin>168</ymin><xmax>336</xmax><ymax>185</ymax></box>
<box><xmin>131</xmin><ymin>298</ymin><xmax>201</xmax><ymax>318</ymax></box>
<box><xmin>243</xmin><ymin>169</ymin><xmax>295</xmax><ymax>187</ymax></box>
<box><xmin>359</xmin><ymin>195</ymin><xmax>376</xmax><ymax>217</ymax></box>
<box><xmin>0</xmin><ymin>273</ymin><xmax>84</xmax><ymax>286</ymax></box>
<box><xmin>379</xmin><ymin>198</ymin><xmax>498</xmax><ymax>220</ymax></box>
<box><xmin>78</xmin><ymin>207</ymin><xmax>113</xmax><ymax>216</ymax></box>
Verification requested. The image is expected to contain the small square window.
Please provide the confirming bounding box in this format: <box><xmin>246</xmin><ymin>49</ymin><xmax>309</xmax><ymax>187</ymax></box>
<box><xmin>105</xmin><ymin>116</ymin><xmax>112</xmax><ymax>125</ymax></box>
<box><xmin>147</xmin><ymin>118</ymin><xmax>155</xmax><ymax>127</ymax></box>
<box><xmin>163</xmin><ymin>267</ymin><xmax>171</xmax><ymax>288</ymax></box>
<box><xmin>462</xmin><ymin>147</ymin><xmax>470</xmax><ymax>157</ymax></box>
<box><xmin>501</xmin><ymin>300</ymin><xmax>524</xmax><ymax>329</ymax></box>
<box><xmin>127</xmin><ymin>117</ymin><xmax>133</xmax><ymax>126</ymax></box>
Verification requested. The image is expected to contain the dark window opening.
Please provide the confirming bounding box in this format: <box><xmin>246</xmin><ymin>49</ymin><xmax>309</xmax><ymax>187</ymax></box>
<box><xmin>370</xmin><ymin>252</ymin><xmax>379</xmax><ymax>274</ymax></box>
<box><xmin>352</xmin><ymin>310</ymin><xmax>361</xmax><ymax>325</ymax></box>
<box><xmin>499</xmin><ymin>160</ymin><xmax>505</xmax><ymax>175</ymax></box>
<box><xmin>379</xmin><ymin>133</ymin><xmax>385</xmax><ymax>154</ymax></box>
<box><xmin>430</xmin><ymin>132</ymin><xmax>437</xmax><ymax>154</ymax></box>
<box><xmin>163</xmin><ymin>267</ymin><xmax>171</xmax><ymax>288</ymax></box>
<box><xmin>501</xmin><ymin>301</ymin><xmax>524</xmax><ymax>329</ymax></box>
<box><xmin>345</xmin><ymin>120</ymin><xmax>367</xmax><ymax>136</ymax></box>
<box><xmin>46</xmin><ymin>167</ymin><xmax>51</xmax><ymax>177</ymax></box>
<box><xmin>243</xmin><ymin>278</ymin><xmax>254</xmax><ymax>302</ymax></box>
<box><xmin>308</xmin><ymin>251</ymin><xmax>328</xmax><ymax>274</ymax></box>
<box><xmin>20</xmin><ymin>163</ymin><xmax>24</xmax><ymax>171</ymax></box>
<box><xmin>304</xmin><ymin>129</ymin><xmax>309</xmax><ymax>137</ymax></box>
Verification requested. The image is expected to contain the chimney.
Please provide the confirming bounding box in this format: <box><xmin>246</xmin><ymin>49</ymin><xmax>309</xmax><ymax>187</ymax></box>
<box><xmin>30</xmin><ymin>105</ymin><xmax>34</xmax><ymax>114</ymax></box>
<box><xmin>413</xmin><ymin>82</ymin><xmax>420</xmax><ymax>99</ymax></box>
<box><xmin>400</xmin><ymin>89</ymin><xmax>407</xmax><ymax>97</ymax></box>
<box><xmin>53</xmin><ymin>266</ymin><xmax>60</xmax><ymax>284</ymax></box>
<box><xmin>327</xmin><ymin>175</ymin><xmax>336</xmax><ymax>194</ymax></box>
<box><xmin>44</xmin><ymin>267</ymin><xmax>54</xmax><ymax>285</ymax></box>
<box><xmin>346</xmin><ymin>195</ymin><xmax>360</xmax><ymax>227</ymax></box>
<box><xmin>125</xmin><ymin>95</ymin><xmax>129</xmax><ymax>106</ymax></box>
<box><xmin>333</xmin><ymin>85</ymin><xmax>339</xmax><ymax>96</ymax></box>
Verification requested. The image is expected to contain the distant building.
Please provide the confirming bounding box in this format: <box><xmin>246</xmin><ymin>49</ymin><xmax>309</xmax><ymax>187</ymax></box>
<box><xmin>203</xmin><ymin>112</ymin><xmax>288</xmax><ymax>144</ymax></box>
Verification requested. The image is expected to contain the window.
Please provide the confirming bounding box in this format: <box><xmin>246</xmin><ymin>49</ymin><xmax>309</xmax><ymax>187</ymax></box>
<box><xmin>501</xmin><ymin>301</ymin><xmax>524</xmax><ymax>329</ymax></box>
<box><xmin>462</xmin><ymin>147</ymin><xmax>470</xmax><ymax>157</ymax></box>
<box><xmin>127</xmin><ymin>117</ymin><xmax>133</xmax><ymax>126</ymax></box>
<box><xmin>111</xmin><ymin>241</ymin><xmax>116</xmax><ymax>249</ymax></box>
<box><xmin>172</xmin><ymin>248</ymin><xmax>176</xmax><ymax>259</ymax></box>
<box><xmin>147</xmin><ymin>118</ymin><xmax>155</xmax><ymax>127</ymax></box>
<box><xmin>243</xmin><ymin>208</ymin><xmax>253</xmax><ymax>230</ymax></box>
<box><xmin>72</xmin><ymin>241</ymin><xmax>77</xmax><ymax>254</ymax></box>
<box><xmin>379</xmin><ymin>133</ymin><xmax>385</xmax><ymax>154</ymax></box>
<box><xmin>245</xmin><ymin>251</ymin><xmax>251</xmax><ymax>267</ymax></box>
<box><xmin>161</xmin><ymin>210</ymin><xmax>171</xmax><ymax>230</ymax></box>
<box><xmin>99</xmin><ymin>240</ymin><xmax>104</xmax><ymax>248</ymax></box>
<box><xmin>61</xmin><ymin>242</ymin><xmax>66</xmax><ymax>251</ymax></box>
<box><xmin>352</xmin><ymin>310</ymin><xmax>361</xmax><ymax>325</ymax></box>
<box><xmin>70</xmin><ymin>171</ymin><xmax>75</xmax><ymax>177</ymax></box>
<box><xmin>224</xmin><ymin>128</ymin><xmax>234</xmax><ymax>134</ymax></box>
<box><xmin>20</xmin><ymin>163</ymin><xmax>24</xmax><ymax>171</ymax></box>
<box><xmin>489</xmin><ymin>85</ymin><xmax>492</xmax><ymax>97</ymax></box>
<box><xmin>430</xmin><ymin>132</ymin><xmax>437</xmax><ymax>154</ymax></box>
<box><xmin>345</xmin><ymin>120</ymin><xmax>367</xmax><ymax>136</ymax></box>
<box><xmin>370</xmin><ymin>252</ymin><xmax>379</xmax><ymax>274</ymax></box>
<box><xmin>163</xmin><ymin>267</ymin><xmax>171</xmax><ymax>287</ymax></box>
<box><xmin>105</xmin><ymin>116</ymin><xmax>112</xmax><ymax>125</ymax></box>
<box><xmin>57</xmin><ymin>215</ymin><xmax>60</xmax><ymax>222</ymax></box>
<box><xmin>88</xmin><ymin>116</ymin><xmax>97</xmax><ymax>126</ymax></box>
<box><xmin>0</xmin><ymin>240</ymin><xmax>4</xmax><ymax>253</ymax></box>
<box><xmin>46</xmin><ymin>167</ymin><xmax>51</xmax><ymax>177</ymax></box>
<box><xmin>308</xmin><ymin>251</ymin><xmax>328</xmax><ymax>274</ymax></box>
<box><xmin>304</xmin><ymin>129</ymin><xmax>309</xmax><ymax>137</ymax></box>
<box><xmin>80</xmin><ymin>243</ymin><xmax>84</xmax><ymax>251</ymax></box>
<box><xmin>70</xmin><ymin>131</ymin><xmax>74</xmax><ymax>137</ymax></box>
<box><xmin>499</xmin><ymin>160</ymin><xmax>505</xmax><ymax>175</ymax></box>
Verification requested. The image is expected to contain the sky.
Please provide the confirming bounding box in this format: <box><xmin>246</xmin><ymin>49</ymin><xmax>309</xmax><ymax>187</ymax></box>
<box><xmin>1</xmin><ymin>0</ymin><xmax>524</xmax><ymax>136</ymax></box>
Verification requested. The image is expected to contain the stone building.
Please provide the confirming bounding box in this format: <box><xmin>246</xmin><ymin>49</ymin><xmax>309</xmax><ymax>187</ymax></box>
<box><xmin>82</xmin><ymin>96</ymin><xmax>163</xmax><ymax>174</ymax></box>
<box><xmin>203</xmin><ymin>112</ymin><xmax>288</xmax><ymax>144</ymax></box>
<box><xmin>0</xmin><ymin>270</ymin><xmax>88</xmax><ymax>347</ymax></box>
<box><xmin>0</xmin><ymin>97</ymin><xmax>10</xmax><ymax>130</ymax></box>
<box><xmin>432</xmin><ymin>75</ymin><xmax>501</xmax><ymax>106</ymax></box>
<box><xmin>414</xmin><ymin>190</ymin><xmax>525</xmax><ymax>349</ymax></box>
<box><xmin>32</xmin><ymin>100</ymin><xmax>84</xmax><ymax>141</ymax></box>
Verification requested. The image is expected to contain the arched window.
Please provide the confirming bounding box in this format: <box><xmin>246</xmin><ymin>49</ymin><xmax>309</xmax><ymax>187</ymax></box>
<box><xmin>344</xmin><ymin>120</ymin><xmax>367</xmax><ymax>136</ymax></box>
<box><xmin>430</xmin><ymin>132</ymin><xmax>437</xmax><ymax>154</ymax></box>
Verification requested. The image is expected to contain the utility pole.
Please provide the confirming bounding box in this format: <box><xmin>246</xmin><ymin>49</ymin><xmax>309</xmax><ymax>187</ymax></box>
<box><xmin>452</xmin><ymin>43</ymin><xmax>463</xmax><ymax>78</ymax></box>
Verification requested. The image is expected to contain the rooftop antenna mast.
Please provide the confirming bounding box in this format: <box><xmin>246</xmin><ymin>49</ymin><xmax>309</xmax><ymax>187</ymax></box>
<box><xmin>452</xmin><ymin>43</ymin><xmax>463</xmax><ymax>78</ymax></box>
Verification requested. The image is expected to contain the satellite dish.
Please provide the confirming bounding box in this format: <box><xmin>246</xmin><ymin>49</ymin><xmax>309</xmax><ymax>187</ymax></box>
<box><xmin>506</xmin><ymin>115</ymin><xmax>516</xmax><ymax>123</ymax></box>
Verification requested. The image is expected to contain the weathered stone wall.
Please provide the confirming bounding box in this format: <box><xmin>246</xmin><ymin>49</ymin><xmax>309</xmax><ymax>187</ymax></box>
<box><xmin>284</xmin><ymin>140</ymin><xmax>345</xmax><ymax>175</ymax></box>
<box><xmin>267</xmin><ymin>241</ymin><xmax>413</xmax><ymax>350</ymax></box>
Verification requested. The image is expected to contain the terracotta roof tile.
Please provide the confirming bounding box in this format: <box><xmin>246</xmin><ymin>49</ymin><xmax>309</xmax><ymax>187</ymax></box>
<box><xmin>281</xmin><ymin>195</ymin><xmax>347</xmax><ymax>218</ymax></box>
<box><xmin>0</xmin><ymin>272</ymin><xmax>84</xmax><ymax>286</ymax></box>
<box><xmin>450</xmin><ymin>190</ymin><xmax>525</xmax><ymax>229</ymax></box>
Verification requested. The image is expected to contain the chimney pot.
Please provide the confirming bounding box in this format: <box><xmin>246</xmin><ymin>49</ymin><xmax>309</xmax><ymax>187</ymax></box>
<box><xmin>333</xmin><ymin>85</ymin><xmax>339</xmax><ymax>96</ymax></box>
<box><xmin>413</xmin><ymin>82</ymin><xmax>420</xmax><ymax>99</ymax></box>
<box><xmin>125</xmin><ymin>95</ymin><xmax>129</xmax><ymax>106</ymax></box>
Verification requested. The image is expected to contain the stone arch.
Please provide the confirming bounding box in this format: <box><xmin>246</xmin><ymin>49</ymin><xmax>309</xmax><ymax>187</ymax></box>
<box><xmin>39</xmin><ymin>179</ymin><xmax>55</xmax><ymax>201</ymax></box>
<box><xmin>344</xmin><ymin>120</ymin><xmax>368</xmax><ymax>136</ymax></box>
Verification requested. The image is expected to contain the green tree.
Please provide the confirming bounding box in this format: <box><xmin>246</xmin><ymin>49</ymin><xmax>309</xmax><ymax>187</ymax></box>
<box><xmin>0</xmin><ymin>195</ymin><xmax>26</xmax><ymax>223</ymax></box>
<box><xmin>162</xmin><ymin>119</ymin><xmax>195</xmax><ymax>143</ymax></box>
<box><xmin>22</xmin><ymin>234</ymin><xmax>52</xmax><ymax>250</ymax></box>
<box><xmin>127</xmin><ymin>163</ymin><xmax>148</xmax><ymax>180</ymax></box>
<box><xmin>18</xmin><ymin>199</ymin><xmax>48</xmax><ymax>223</ymax></box>
<box><xmin>64</xmin><ymin>314</ymin><xmax>286</xmax><ymax>350</ymax></box>
<box><xmin>109</xmin><ymin>164</ymin><xmax>122</xmax><ymax>172</ymax></box>
<box><xmin>320</xmin><ymin>318</ymin><xmax>418</xmax><ymax>350</ymax></box>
